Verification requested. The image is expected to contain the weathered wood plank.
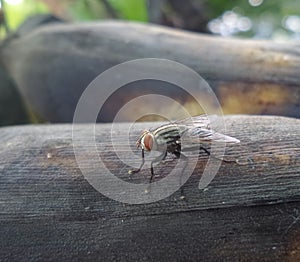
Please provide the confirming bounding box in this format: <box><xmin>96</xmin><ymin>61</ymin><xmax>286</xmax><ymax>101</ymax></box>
<box><xmin>1</xmin><ymin>21</ymin><xmax>300</xmax><ymax>122</ymax></box>
<box><xmin>0</xmin><ymin>115</ymin><xmax>299</xmax><ymax>261</ymax></box>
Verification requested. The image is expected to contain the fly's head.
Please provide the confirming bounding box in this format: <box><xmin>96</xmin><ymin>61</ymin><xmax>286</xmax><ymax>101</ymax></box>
<box><xmin>136</xmin><ymin>130</ymin><xmax>154</xmax><ymax>152</ymax></box>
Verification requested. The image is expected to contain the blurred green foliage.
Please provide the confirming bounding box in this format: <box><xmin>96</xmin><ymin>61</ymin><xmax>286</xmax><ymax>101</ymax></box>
<box><xmin>109</xmin><ymin>0</ymin><xmax>148</xmax><ymax>21</ymax></box>
<box><xmin>69</xmin><ymin>0</ymin><xmax>148</xmax><ymax>21</ymax></box>
<box><xmin>1</xmin><ymin>0</ymin><xmax>300</xmax><ymax>40</ymax></box>
<box><xmin>69</xmin><ymin>0</ymin><xmax>107</xmax><ymax>20</ymax></box>
<box><xmin>2</xmin><ymin>0</ymin><xmax>48</xmax><ymax>29</ymax></box>
<box><xmin>207</xmin><ymin>0</ymin><xmax>300</xmax><ymax>39</ymax></box>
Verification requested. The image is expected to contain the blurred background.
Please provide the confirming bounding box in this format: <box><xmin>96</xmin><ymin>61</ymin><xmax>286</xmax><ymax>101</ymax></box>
<box><xmin>0</xmin><ymin>0</ymin><xmax>300</xmax><ymax>126</ymax></box>
<box><xmin>1</xmin><ymin>0</ymin><xmax>300</xmax><ymax>39</ymax></box>
<box><xmin>0</xmin><ymin>0</ymin><xmax>300</xmax><ymax>40</ymax></box>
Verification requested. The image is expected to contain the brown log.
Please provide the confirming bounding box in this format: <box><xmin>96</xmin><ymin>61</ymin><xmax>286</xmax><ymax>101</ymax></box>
<box><xmin>1</xmin><ymin>21</ymin><xmax>300</xmax><ymax>123</ymax></box>
<box><xmin>0</xmin><ymin>115</ymin><xmax>299</xmax><ymax>261</ymax></box>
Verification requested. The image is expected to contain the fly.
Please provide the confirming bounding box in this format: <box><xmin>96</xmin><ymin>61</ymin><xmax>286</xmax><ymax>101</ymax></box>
<box><xmin>129</xmin><ymin>115</ymin><xmax>240</xmax><ymax>187</ymax></box>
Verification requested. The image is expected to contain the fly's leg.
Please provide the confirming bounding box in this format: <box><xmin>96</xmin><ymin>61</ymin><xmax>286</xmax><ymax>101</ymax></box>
<box><xmin>200</xmin><ymin>146</ymin><xmax>211</xmax><ymax>157</ymax></box>
<box><xmin>149</xmin><ymin>151</ymin><xmax>167</xmax><ymax>183</ymax></box>
<box><xmin>174</xmin><ymin>151</ymin><xmax>188</xmax><ymax>200</ymax></box>
<box><xmin>128</xmin><ymin>149</ymin><xmax>145</xmax><ymax>175</ymax></box>
<box><xmin>145</xmin><ymin>151</ymin><xmax>167</xmax><ymax>193</ymax></box>
<box><xmin>200</xmin><ymin>146</ymin><xmax>237</xmax><ymax>163</ymax></box>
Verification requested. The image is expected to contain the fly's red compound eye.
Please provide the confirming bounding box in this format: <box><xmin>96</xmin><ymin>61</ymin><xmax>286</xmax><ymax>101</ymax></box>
<box><xmin>143</xmin><ymin>133</ymin><xmax>153</xmax><ymax>151</ymax></box>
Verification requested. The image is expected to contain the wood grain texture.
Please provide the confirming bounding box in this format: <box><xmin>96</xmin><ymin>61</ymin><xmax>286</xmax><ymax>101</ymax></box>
<box><xmin>1</xmin><ymin>21</ymin><xmax>300</xmax><ymax>122</ymax></box>
<box><xmin>0</xmin><ymin>115</ymin><xmax>299</xmax><ymax>261</ymax></box>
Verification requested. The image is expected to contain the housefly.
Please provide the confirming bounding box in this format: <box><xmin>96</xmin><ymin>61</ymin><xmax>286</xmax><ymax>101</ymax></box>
<box><xmin>129</xmin><ymin>115</ymin><xmax>240</xmax><ymax>186</ymax></box>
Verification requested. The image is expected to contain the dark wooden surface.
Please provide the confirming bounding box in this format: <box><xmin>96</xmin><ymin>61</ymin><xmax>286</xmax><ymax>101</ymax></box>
<box><xmin>0</xmin><ymin>115</ymin><xmax>300</xmax><ymax>261</ymax></box>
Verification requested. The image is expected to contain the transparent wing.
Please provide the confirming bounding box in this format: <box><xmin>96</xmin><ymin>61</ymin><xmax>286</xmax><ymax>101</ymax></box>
<box><xmin>171</xmin><ymin>114</ymin><xmax>213</xmax><ymax>130</ymax></box>
<box><xmin>182</xmin><ymin>126</ymin><xmax>240</xmax><ymax>144</ymax></box>
<box><xmin>175</xmin><ymin>115</ymin><xmax>240</xmax><ymax>146</ymax></box>
<box><xmin>150</xmin><ymin>114</ymin><xmax>212</xmax><ymax>132</ymax></box>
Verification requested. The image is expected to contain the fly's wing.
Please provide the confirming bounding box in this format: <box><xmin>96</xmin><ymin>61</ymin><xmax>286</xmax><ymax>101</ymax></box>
<box><xmin>178</xmin><ymin>125</ymin><xmax>240</xmax><ymax>151</ymax></box>
<box><xmin>149</xmin><ymin>115</ymin><xmax>213</xmax><ymax>133</ymax></box>
<box><xmin>185</xmin><ymin>127</ymin><xmax>240</xmax><ymax>143</ymax></box>
<box><xmin>171</xmin><ymin>114</ymin><xmax>213</xmax><ymax>130</ymax></box>
<box><xmin>176</xmin><ymin>115</ymin><xmax>239</xmax><ymax>143</ymax></box>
